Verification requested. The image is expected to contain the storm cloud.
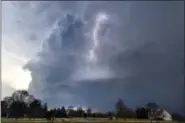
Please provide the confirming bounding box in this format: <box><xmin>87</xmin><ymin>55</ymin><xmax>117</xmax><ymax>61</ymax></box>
<box><xmin>22</xmin><ymin>1</ymin><xmax>184</xmax><ymax>114</ymax></box>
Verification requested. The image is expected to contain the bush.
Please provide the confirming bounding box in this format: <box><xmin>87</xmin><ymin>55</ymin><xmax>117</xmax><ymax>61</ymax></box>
<box><xmin>172</xmin><ymin>113</ymin><xmax>185</xmax><ymax>122</ymax></box>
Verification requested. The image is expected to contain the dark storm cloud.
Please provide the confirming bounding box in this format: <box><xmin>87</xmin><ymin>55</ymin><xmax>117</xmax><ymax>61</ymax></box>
<box><xmin>25</xmin><ymin>1</ymin><xmax>184</xmax><ymax>114</ymax></box>
<box><xmin>25</xmin><ymin>13</ymin><xmax>88</xmax><ymax>107</ymax></box>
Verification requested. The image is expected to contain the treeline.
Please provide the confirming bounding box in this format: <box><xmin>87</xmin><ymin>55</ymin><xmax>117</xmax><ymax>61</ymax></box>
<box><xmin>1</xmin><ymin>90</ymin><xmax>185</xmax><ymax>122</ymax></box>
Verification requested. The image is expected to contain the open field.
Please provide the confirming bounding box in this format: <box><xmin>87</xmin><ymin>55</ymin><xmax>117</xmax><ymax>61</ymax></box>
<box><xmin>1</xmin><ymin>118</ymin><xmax>180</xmax><ymax>123</ymax></box>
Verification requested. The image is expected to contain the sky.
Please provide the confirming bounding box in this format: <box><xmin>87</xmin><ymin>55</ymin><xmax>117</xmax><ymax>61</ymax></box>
<box><xmin>2</xmin><ymin>1</ymin><xmax>184</xmax><ymax>114</ymax></box>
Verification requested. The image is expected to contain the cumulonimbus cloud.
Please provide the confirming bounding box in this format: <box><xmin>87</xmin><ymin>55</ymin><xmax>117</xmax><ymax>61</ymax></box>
<box><xmin>5</xmin><ymin>1</ymin><xmax>184</xmax><ymax>114</ymax></box>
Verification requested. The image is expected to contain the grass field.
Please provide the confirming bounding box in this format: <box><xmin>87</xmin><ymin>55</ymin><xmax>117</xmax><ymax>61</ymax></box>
<box><xmin>1</xmin><ymin>118</ymin><xmax>180</xmax><ymax>123</ymax></box>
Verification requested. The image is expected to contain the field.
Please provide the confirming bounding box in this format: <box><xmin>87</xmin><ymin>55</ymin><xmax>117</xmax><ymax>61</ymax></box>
<box><xmin>1</xmin><ymin>118</ymin><xmax>180</xmax><ymax>123</ymax></box>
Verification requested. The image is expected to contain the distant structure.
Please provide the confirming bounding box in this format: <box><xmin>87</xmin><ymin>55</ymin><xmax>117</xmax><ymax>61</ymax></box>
<box><xmin>162</xmin><ymin>110</ymin><xmax>172</xmax><ymax>121</ymax></box>
<box><xmin>148</xmin><ymin>108</ymin><xmax>172</xmax><ymax>121</ymax></box>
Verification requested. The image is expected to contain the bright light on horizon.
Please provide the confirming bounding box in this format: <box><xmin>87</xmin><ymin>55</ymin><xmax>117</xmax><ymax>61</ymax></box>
<box><xmin>2</xmin><ymin>48</ymin><xmax>32</xmax><ymax>90</ymax></box>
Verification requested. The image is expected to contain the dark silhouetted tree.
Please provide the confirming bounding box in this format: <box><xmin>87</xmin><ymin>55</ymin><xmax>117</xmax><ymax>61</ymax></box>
<box><xmin>29</xmin><ymin>99</ymin><xmax>42</xmax><ymax>118</ymax></box>
<box><xmin>87</xmin><ymin>107</ymin><xmax>92</xmax><ymax>117</ymax></box>
<box><xmin>55</xmin><ymin>108</ymin><xmax>61</xmax><ymax>118</ymax></box>
<box><xmin>1</xmin><ymin>100</ymin><xmax>8</xmax><ymax>117</ymax></box>
<box><xmin>60</xmin><ymin>106</ymin><xmax>67</xmax><ymax>117</ymax></box>
<box><xmin>9</xmin><ymin>101</ymin><xmax>27</xmax><ymax>118</ymax></box>
<box><xmin>42</xmin><ymin>103</ymin><xmax>48</xmax><ymax>118</ymax></box>
<box><xmin>115</xmin><ymin>98</ymin><xmax>127</xmax><ymax>119</ymax></box>
<box><xmin>136</xmin><ymin>107</ymin><xmax>148</xmax><ymax>119</ymax></box>
<box><xmin>125</xmin><ymin>108</ymin><xmax>136</xmax><ymax>118</ymax></box>
<box><xmin>46</xmin><ymin>110</ymin><xmax>55</xmax><ymax>123</ymax></box>
<box><xmin>12</xmin><ymin>90</ymin><xmax>29</xmax><ymax>102</ymax></box>
<box><xmin>67</xmin><ymin>106</ymin><xmax>74</xmax><ymax>117</ymax></box>
<box><xmin>172</xmin><ymin>113</ymin><xmax>185</xmax><ymax>122</ymax></box>
<box><xmin>76</xmin><ymin>107</ymin><xmax>84</xmax><ymax>117</ymax></box>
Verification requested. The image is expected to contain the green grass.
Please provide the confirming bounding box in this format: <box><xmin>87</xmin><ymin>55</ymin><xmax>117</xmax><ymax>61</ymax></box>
<box><xmin>1</xmin><ymin>118</ymin><xmax>178</xmax><ymax>123</ymax></box>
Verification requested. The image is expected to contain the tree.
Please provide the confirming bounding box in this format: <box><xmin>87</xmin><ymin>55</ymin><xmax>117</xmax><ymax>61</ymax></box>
<box><xmin>125</xmin><ymin>108</ymin><xmax>136</xmax><ymax>118</ymax></box>
<box><xmin>55</xmin><ymin>108</ymin><xmax>60</xmax><ymax>117</ymax></box>
<box><xmin>60</xmin><ymin>106</ymin><xmax>67</xmax><ymax>117</ymax></box>
<box><xmin>1</xmin><ymin>90</ymin><xmax>48</xmax><ymax>119</ymax></box>
<box><xmin>9</xmin><ymin>101</ymin><xmax>27</xmax><ymax>118</ymax></box>
<box><xmin>115</xmin><ymin>98</ymin><xmax>127</xmax><ymax>119</ymax></box>
<box><xmin>76</xmin><ymin>107</ymin><xmax>84</xmax><ymax>117</ymax></box>
<box><xmin>87</xmin><ymin>107</ymin><xmax>92</xmax><ymax>117</ymax></box>
<box><xmin>67</xmin><ymin>106</ymin><xmax>74</xmax><ymax>117</ymax></box>
<box><xmin>172</xmin><ymin>113</ymin><xmax>185</xmax><ymax>122</ymax></box>
<box><xmin>1</xmin><ymin>101</ymin><xmax>8</xmax><ymax>117</ymax></box>
<box><xmin>46</xmin><ymin>110</ymin><xmax>55</xmax><ymax>123</ymax></box>
<box><xmin>136</xmin><ymin>107</ymin><xmax>148</xmax><ymax>119</ymax></box>
<box><xmin>42</xmin><ymin>103</ymin><xmax>48</xmax><ymax>118</ymax></box>
<box><xmin>29</xmin><ymin>99</ymin><xmax>42</xmax><ymax>118</ymax></box>
<box><xmin>3</xmin><ymin>96</ymin><xmax>13</xmax><ymax>107</ymax></box>
<box><xmin>12</xmin><ymin>90</ymin><xmax>29</xmax><ymax>102</ymax></box>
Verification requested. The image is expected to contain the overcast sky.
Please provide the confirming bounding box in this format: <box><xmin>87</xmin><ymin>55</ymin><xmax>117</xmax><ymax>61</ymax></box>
<box><xmin>2</xmin><ymin>1</ymin><xmax>184</xmax><ymax>114</ymax></box>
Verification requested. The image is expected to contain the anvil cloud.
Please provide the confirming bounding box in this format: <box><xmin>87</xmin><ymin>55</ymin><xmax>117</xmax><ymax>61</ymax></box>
<box><xmin>2</xmin><ymin>1</ymin><xmax>184</xmax><ymax>114</ymax></box>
